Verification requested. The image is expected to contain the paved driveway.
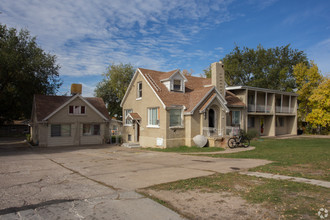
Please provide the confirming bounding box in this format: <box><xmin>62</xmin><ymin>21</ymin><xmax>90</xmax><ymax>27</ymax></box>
<box><xmin>0</xmin><ymin>142</ymin><xmax>270</xmax><ymax>219</ymax></box>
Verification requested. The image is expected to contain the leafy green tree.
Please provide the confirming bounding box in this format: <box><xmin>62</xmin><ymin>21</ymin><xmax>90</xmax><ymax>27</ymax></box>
<box><xmin>0</xmin><ymin>24</ymin><xmax>62</xmax><ymax>123</ymax></box>
<box><xmin>95</xmin><ymin>63</ymin><xmax>135</xmax><ymax>118</ymax></box>
<box><xmin>293</xmin><ymin>61</ymin><xmax>324</xmax><ymax>125</ymax></box>
<box><xmin>223</xmin><ymin>44</ymin><xmax>308</xmax><ymax>91</ymax></box>
<box><xmin>201</xmin><ymin>65</ymin><xmax>211</xmax><ymax>78</ymax></box>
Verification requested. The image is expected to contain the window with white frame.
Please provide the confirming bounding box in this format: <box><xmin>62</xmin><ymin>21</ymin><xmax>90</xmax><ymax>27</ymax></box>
<box><xmin>51</xmin><ymin>124</ymin><xmax>71</xmax><ymax>137</ymax></box>
<box><xmin>69</xmin><ymin>105</ymin><xmax>85</xmax><ymax>115</ymax></box>
<box><xmin>83</xmin><ymin>124</ymin><xmax>100</xmax><ymax>136</ymax></box>
<box><xmin>232</xmin><ymin>111</ymin><xmax>241</xmax><ymax>126</ymax></box>
<box><xmin>124</xmin><ymin>109</ymin><xmax>133</xmax><ymax>125</ymax></box>
<box><xmin>248</xmin><ymin>117</ymin><xmax>255</xmax><ymax>128</ymax></box>
<box><xmin>137</xmin><ymin>82</ymin><xmax>142</xmax><ymax>98</ymax></box>
<box><xmin>173</xmin><ymin>80</ymin><xmax>182</xmax><ymax>91</ymax></box>
<box><xmin>169</xmin><ymin>109</ymin><xmax>182</xmax><ymax>127</ymax></box>
<box><xmin>148</xmin><ymin>107</ymin><xmax>159</xmax><ymax>127</ymax></box>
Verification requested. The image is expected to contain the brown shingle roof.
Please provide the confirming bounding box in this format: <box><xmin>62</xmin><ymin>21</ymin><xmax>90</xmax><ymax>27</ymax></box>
<box><xmin>139</xmin><ymin>68</ymin><xmax>213</xmax><ymax>113</ymax></box>
<box><xmin>225</xmin><ymin>91</ymin><xmax>245</xmax><ymax>107</ymax></box>
<box><xmin>128</xmin><ymin>112</ymin><xmax>142</xmax><ymax>120</ymax></box>
<box><xmin>34</xmin><ymin>94</ymin><xmax>110</xmax><ymax>121</ymax></box>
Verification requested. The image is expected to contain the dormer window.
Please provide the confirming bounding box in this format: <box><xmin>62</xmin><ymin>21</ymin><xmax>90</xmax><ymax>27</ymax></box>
<box><xmin>173</xmin><ymin>80</ymin><xmax>182</xmax><ymax>91</ymax></box>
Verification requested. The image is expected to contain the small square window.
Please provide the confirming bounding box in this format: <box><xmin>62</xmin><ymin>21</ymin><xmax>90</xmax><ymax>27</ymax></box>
<box><xmin>128</xmin><ymin>134</ymin><xmax>132</xmax><ymax>141</ymax></box>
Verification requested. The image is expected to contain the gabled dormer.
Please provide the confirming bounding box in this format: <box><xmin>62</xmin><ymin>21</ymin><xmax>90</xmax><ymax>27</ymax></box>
<box><xmin>160</xmin><ymin>70</ymin><xmax>187</xmax><ymax>93</ymax></box>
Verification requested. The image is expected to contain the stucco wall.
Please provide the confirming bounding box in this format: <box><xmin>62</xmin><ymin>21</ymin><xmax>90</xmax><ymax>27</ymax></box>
<box><xmin>122</xmin><ymin>72</ymin><xmax>167</xmax><ymax>148</ymax></box>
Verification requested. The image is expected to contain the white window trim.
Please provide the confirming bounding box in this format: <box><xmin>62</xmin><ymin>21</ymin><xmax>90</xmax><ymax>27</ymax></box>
<box><xmin>171</xmin><ymin>79</ymin><xmax>183</xmax><ymax>92</ymax></box>
<box><xmin>137</xmin><ymin>81</ymin><xmax>142</xmax><ymax>99</ymax></box>
<box><xmin>147</xmin><ymin>107</ymin><xmax>160</xmax><ymax>128</ymax></box>
<box><xmin>68</xmin><ymin>105</ymin><xmax>86</xmax><ymax>115</ymax></box>
<box><xmin>169</xmin><ymin>108</ymin><xmax>184</xmax><ymax>128</ymax></box>
<box><xmin>124</xmin><ymin>109</ymin><xmax>133</xmax><ymax>126</ymax></box>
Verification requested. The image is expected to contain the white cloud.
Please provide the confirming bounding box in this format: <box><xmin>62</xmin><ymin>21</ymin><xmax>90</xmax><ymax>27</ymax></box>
<box><xmin>1</xmin><ymin>0</ymin><xmax>235</xmax><ymax>78</ymax></box>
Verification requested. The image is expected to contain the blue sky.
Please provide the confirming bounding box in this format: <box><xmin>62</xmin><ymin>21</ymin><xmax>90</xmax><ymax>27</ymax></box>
<box><xmin>1</xmin><ymin>0</ymin><xmax>329</xmax><ymax>96</ymax></box>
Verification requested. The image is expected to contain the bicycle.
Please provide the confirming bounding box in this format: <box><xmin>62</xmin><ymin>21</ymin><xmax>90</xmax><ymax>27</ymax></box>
<box><xmin>227</xmin><ymin>131</ymin><xmax>250</xmax><ymax>148</ymax></box>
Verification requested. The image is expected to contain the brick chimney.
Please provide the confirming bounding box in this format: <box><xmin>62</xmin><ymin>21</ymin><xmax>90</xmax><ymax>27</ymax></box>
<box><xmin>71</xmin><ymin>84</ymin><xmax>82</xmax><ymax>95</ymax></box>
<box><xmin>211</xmin><ymin>61</ymin><xmax>225</xmax><ymax>96</ymax></box>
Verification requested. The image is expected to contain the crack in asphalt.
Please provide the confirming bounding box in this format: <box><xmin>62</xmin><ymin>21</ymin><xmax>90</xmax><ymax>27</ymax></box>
<box><xmin>0</xmin><ymin>199</ymin><xmax>75</xmax><ymax>215</ymax></box>
<box><xmin>49</xmin><ymin>159</ymin><xmax>121</xmax><ymax>191</ymax></box>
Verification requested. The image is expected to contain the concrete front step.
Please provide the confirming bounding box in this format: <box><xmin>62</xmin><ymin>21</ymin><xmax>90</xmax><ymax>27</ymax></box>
<box><xmin>122</xmin><ymin>143</ymin><xmax>140</xmax><ymax>148</ymax></box>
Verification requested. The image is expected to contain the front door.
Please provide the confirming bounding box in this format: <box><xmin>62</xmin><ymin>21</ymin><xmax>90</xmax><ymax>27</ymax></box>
<box><xmin>137</xmin><ymin>122</ymin><xmax>140</xmax><ymax>142</ymax></box>
<box><xmin>260</xmin><ymin>118</ymin><xmax>264</xmax><ymax>135</ymax></box>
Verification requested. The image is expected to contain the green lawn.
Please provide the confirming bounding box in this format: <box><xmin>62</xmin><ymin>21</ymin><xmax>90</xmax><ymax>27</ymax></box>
<box><xmin>146</xmin><ymin>172</ymin><xmax>329</xmax><ymax>219</ymax></box>
<box><xmin>207</xmin><ymin>138</ymin><xmax>330</xmax><ymax>181</ymax></box>
<box><xmin>144</xmin><ymin>145</ymin><xmax>225</xmax><ymax>153</ymax></box>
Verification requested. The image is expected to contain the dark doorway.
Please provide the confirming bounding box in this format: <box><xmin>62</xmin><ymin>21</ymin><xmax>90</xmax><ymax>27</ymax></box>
<box><xmin>209</xmin><ymin>109</ymin><xmax>215</xmax><ymax>128</ymax></box>
<box><xmin>136</xmin><ymin>122</ymin><xmax>140</xmax><ymax>142</ymax></box>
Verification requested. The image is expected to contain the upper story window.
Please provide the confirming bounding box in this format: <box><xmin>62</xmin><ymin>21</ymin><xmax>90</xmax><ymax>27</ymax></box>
<box><xmin>124</xmin><ymin>109</ymin><xmax>133</xmax><ymax>125</ymax></box>
<box><xmin>148</xmin><ymin>107</ymin><xmax>159</xmax><ymax>127</ymax></box>
<box><xmin>69</xmin><ymin>105</ymin><xmax>85</xmax><ymax>115</ymax></box>
<box><xmin>169</xmin><ymin>109</ymin><xmax>182</xmax><ymax>127</ymax></box>
<box><xmin>137</xmin><ymin>82</ymin><xmax>142</xmax><ymax>98</ymax></box>
<box><xmin>173</xmin><ymin>80</ymin><xmax>182</xmax><ymax>91</ymax></box>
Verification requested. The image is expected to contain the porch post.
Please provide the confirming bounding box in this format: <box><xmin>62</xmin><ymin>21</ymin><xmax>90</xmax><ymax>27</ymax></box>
<box><xmin>289</xmin><ymin>95</ymin><xmax>291</xmax><ymax>113</ymax></box>
<box><xmin>254</xmin><ymin>90</ymin><xmax>257</xmax><ymax>112</ymax></box>
<box><xmin>265</xmin><ymin>92</ymin><xmax>268</xmax><ymax>113</ymax></box>
<box><xmin>280</xmin><ymin>94</ymin><xmax>283</xmax><ymax>113</ymax></box>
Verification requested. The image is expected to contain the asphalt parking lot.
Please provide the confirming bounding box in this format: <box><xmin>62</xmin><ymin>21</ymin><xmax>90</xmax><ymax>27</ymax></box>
<box><xmin>0</xmin><ymin>140</ymin><xmax>270</xmax><ymax>219</ymax></box>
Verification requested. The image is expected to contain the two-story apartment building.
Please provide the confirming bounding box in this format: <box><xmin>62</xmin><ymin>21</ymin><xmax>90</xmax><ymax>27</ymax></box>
<box><xmin>226</xmin><ymin>86</ymin><xmax>298</xmax><ymax>136</ymax></box>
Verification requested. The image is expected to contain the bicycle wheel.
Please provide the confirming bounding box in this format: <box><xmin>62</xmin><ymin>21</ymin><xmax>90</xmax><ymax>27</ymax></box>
<box><xmin>227</xmin><ymin>138</ymin><xmax>236</xmax><ymax>148</ymax></box>
<box><xmin>241</xmin><ymin>138</ymin><xmax>250</xmax><ymax>148</ymax></box>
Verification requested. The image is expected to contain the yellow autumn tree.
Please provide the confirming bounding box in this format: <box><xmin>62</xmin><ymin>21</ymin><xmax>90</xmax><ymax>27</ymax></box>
<box><xmin>293</xmin><ymin>62</ymin><xmax>324</xmax><ymax>123</ymax></box>
<box><xmin>306</xmin><ymin>78</ymin><xmax>330</xmax><ymax>128</ymax></box>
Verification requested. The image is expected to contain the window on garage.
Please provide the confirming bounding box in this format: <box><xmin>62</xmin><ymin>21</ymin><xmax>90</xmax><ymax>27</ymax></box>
<box><xmin>51</xmin><ymin>124</ymin><xmax>71</xmax><ymax>137</ymax></box>
<box><xmin>83</xmin><ymin>124</ymin><xmax>100</xmax><ymax>136</ymax></box>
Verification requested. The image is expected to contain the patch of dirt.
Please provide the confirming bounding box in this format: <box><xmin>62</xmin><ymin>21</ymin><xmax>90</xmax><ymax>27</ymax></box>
<box><xmin>141</xmin><ymin>189</ymin><xmax>278</xmax><ymax>220</ymax></box>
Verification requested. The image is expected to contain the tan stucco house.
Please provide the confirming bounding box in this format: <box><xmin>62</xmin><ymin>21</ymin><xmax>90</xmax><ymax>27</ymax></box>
<box><xmin>121</xmin><ymin>61</ymin><xmax>298</xmax><ymax>148</ymax></box>
<box><xmin>30</xmin><ymin>89</ymin><xmax>110</xmax><ymax>147</ymax></box>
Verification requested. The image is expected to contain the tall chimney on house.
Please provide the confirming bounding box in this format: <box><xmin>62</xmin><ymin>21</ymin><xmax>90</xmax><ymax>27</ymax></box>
<box><xmin>71</xmin><ymin>84</ymin><xmax>82</xmax><ymax>95</ymax></box>
<box><xmin>211</xmin><ymin>60</ymin><xmax>225</xmax><ymax>96</ymax></box>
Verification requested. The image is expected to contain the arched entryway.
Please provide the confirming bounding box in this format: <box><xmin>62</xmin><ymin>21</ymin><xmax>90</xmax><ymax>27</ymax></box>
<box><xmin>209</xmin><ymin>108</ymin><xmax>215</xmax><ymax>128</ymax></box>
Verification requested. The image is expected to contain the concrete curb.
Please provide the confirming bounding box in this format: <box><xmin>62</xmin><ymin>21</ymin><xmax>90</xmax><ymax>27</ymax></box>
<box><xmin>184</xmin><ymin>146</ymin><xmax>256</xmax><ymax>155</ymax></box>
<box><xmin>240</xmin><ymin>171</ymin><xmax>330</xmax><ymax>188</ymax></box>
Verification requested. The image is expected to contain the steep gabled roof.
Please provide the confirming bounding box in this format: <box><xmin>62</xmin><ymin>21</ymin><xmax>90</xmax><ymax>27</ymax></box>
<box><xmin>33</xmin><ymin>94</ymin><xmax>110</xmax><ymax>122</ymax></box>
<box><xmin>121</xmin><ymin>67</ymin><xmax>244</xmax><ymax>114</ymax></box>
<box><xmin>139</xmin><ymin>68</ymin><xmax>215</xmax><ymax>113</ymax></box>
